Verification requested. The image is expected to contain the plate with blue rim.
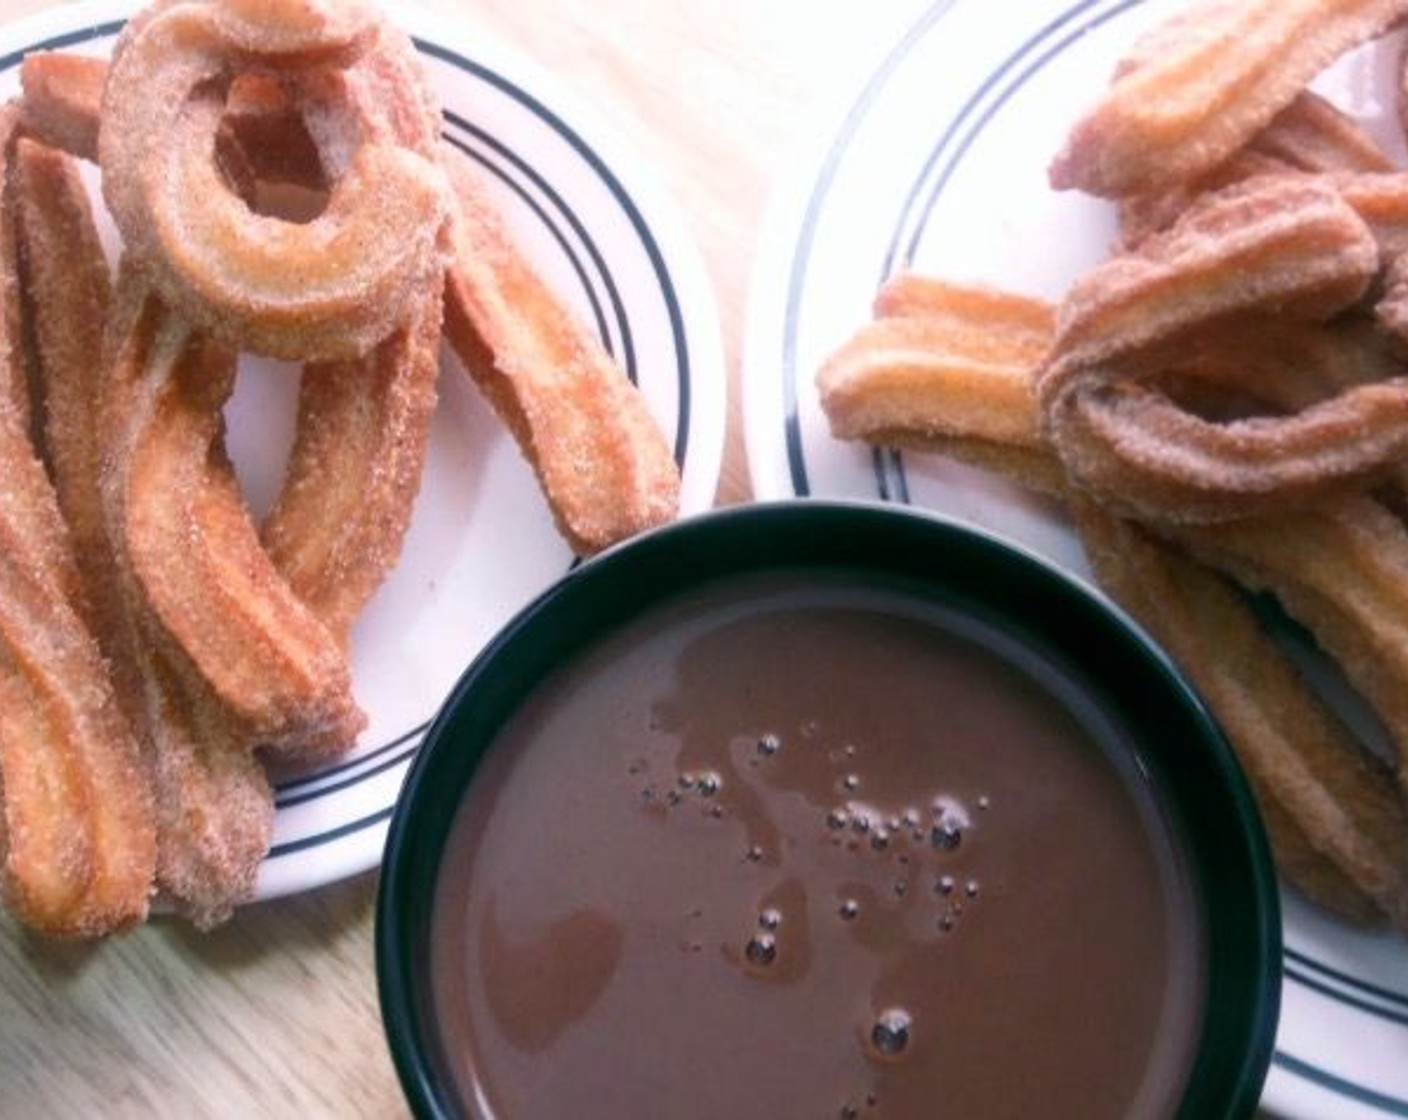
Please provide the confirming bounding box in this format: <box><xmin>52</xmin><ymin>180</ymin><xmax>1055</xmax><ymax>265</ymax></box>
<box><xmin>0</xmin><ymin>0</ymin><xmax>724</xmax><ymax>903</ymax></box>
<box><xmin>743</xmin><ymin>1</ymin><xmax>1408</xmax><ymax>1116</ymax></box>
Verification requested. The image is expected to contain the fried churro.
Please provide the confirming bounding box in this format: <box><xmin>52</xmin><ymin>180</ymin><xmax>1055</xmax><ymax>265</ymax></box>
<box><xmin>113</xmin><ymin>293</ymin><xmax>364</xmax><ymax>760</ymax></box>
<box><xmin>442</xmin><ymin>148</ymin><xmax>680</xmax><ymax>554</ymax></box>
<box><xmin>0</xmin><ymin>134</ymin><xmax>156</xmax><ymax>937</ymax></box>
<box><xmin>99</xmin><ymin>0</ymin><xmax>449</xmax><ymax>360</ymax></box>
<box><xmin>99</xmin><ymin>271</ymin><xmax>278</xmax><ymax>925</ymax></box>
<box><xmin>263</xmin><ymin>284</ymin><xmax>444</xmax><ymax>645</ymax></box>
<box><xmin>1049</xmin><ymin>0</ymin><xmax>1408</xmax><ymax>197</ymax></box>
<box><xmin>816</xmin><ymin>275</ymin><xmax>1064</xmax><ymax>493</ymax></box>
<box><xmin>1037</xmin><ymin>175</ymin><xmax>1408</xmax><ymax>524</ymax></box>
<box><xmin>1076</xmin><ymin>501</ymin><xmax>1408</xmax><ymax>930</ymax></box>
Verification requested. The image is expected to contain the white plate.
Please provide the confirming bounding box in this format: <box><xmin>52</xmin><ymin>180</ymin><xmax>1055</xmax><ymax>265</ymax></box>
<box><xmin>0</xmin><ymin>1</ymin><xmax>724</xmax><ymax>902</ymax></box>
<box><xmin>744</xmin><ymin>1</ymin><xmax>1408</xmax><ymax>1117</ymax></box>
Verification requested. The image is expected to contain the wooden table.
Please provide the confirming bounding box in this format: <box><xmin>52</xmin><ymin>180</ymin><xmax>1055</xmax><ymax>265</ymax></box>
<box><xmin>0</xmin><ymin>0</ymin><xmax>936</xmax><ymax>1115</ymax></box>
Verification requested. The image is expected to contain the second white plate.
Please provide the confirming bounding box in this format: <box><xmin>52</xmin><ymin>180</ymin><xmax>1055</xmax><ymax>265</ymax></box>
<box><xmin>744</xmin><ymin>2</ymin><xmax>1408</xmax><ymax>1117</ymax></box>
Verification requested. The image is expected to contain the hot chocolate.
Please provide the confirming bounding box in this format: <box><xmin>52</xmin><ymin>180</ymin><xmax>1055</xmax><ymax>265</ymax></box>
<box><xmin>429</xmin><ymin>572</ymin><xmax>1206</xmax><ymax>1119</ymax></box>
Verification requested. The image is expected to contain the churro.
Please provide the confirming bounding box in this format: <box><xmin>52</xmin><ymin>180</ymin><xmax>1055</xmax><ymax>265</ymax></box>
<box><xmin>0</xmin><ymin>136</ymin><xmax>156</xmax><ymax>937</ymax></box>
<box><xmin>1076</xmin><ymin>500</ymin><xmax>1408</xmax><ymax>930</ymax></box>
<box><xmin>263</xmin><ymin>283</ymin><xmax>444</xmax><ymax>646</ymax></box>
<box><xmin>112</xmin><ymin>290</ymin><xmax>364</xmax><ymax>760</ymax></box>
<box><xmin>1049</xmin><ymin>0</ymin><xmax>1408</xmax><ymax>197</ymax></box>
<box><xmin>1037</xmin><ymin>175</ymin><xmax>1408</xmax><ymax>524</ymax></box>
<box><xmin>99</xmin><ymin>0</ymin><xmax>449</xmax><ymax>360</ymax></box>
<box><xmin>99</xmin><ymin>270</ymin><xmax>277</xmax><ymax>928</ymax></box>
<box><xmin>442</xmin><ymin>148</ymin><xmax>680</xmax><ymax>553</ymax></box>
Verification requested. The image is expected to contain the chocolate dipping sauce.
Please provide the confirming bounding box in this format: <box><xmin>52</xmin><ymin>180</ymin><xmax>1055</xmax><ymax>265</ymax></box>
<box><xmin>430</xmin><ymin>573</ymin><xmax>1207</xmax><ymax>1119</ymax></box>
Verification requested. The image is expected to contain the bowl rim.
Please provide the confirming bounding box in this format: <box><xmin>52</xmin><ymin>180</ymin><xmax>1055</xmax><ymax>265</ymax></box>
<box><xmin>375</xmin><ymin>497</ymin><xmax>1282</xmax><ymax>1120</ymax></box>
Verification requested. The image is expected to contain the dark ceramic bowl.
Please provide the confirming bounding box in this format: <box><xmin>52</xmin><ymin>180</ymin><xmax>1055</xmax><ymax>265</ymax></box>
<box><xmin>376</xmin><ymin>500</ymin><xmax>1281</xmax><ymax>1119</ymax></box>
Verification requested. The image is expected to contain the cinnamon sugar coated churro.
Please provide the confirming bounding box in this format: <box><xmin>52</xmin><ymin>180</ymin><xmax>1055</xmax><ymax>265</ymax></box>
<box><xmin>0</xmin><ymin>0</ymin><xmax>681</xmax><ymax>936</ymax></box>
<box><xmin>817</xmin><ymin>0</ymin><xmax>1408</xmax><ymax>932</ymax></box>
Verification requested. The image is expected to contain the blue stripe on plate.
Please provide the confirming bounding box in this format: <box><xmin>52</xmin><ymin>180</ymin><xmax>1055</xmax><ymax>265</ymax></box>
<box><xmin>443</xmin><ymin>112</ymin><xmax>633</xmax><ymax>377</ymax></box>
<box><xmin>0</xmin><ymin>19</ymin><xmax>125</xmax><ymax>71</ymax></box>
<box><xmin>886</xmin><ymin>0</ymin><xmax>1144</xmax><ymax>272</ymax></box>
<box><xmin>1285</xmin><ymin>960</ymin><xmax>1408</xmax><ymax>1029</ymax></box>
<box><xmin>274</xmin><ymin>721</ymin><xmax>431</xmax><ymax>808</ymax></box>
<box><xmin>1285</xmin><ymin>947</ymin><xmax>1408</xmax><ymax>1016</ymax></box>
<box><xmin>276</xmin><ymin>719</ymin><xmax>430</xmax><ymax>795</ymax></box>
<box><xmin>1273</xmin><ymin>1052</ymin><xmax>1408</xmax><ymax>1117</ymax></box>
<box><xmin>267</xmin><ymin>806</ymin><xmax>395</xmax><ymax>859</ymax></box>
<box><xmin>779</xmin><ymin>0</ymin><xmax>961</xmax><ymax>498</ymax></box>
<box><xmin>416</xmin><ymin>37</ymin><xmax>693</xmax><ymax>467</ymax></box>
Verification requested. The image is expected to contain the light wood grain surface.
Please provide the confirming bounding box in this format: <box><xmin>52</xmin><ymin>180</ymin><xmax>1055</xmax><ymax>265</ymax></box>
<box><xmin>0</xmin><ymin>1</ymin><xmax>935</xmax><ymax>1116</ymax></box>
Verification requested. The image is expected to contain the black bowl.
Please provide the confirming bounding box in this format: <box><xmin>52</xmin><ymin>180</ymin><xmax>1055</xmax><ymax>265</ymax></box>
<box><xmin>376</xmin><ymin>499</ymin><xmax>1281</xmax><ymax>1119</ymax></box>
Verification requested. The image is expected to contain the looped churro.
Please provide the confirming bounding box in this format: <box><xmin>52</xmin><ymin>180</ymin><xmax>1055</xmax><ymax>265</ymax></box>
<box><xmin>99</xmin><ymin>0</ymin><xmax>449</xmax><ymax>360</ymax></box>
<box><xmin>1035</xmin><ymin>175</ymin><xmax>1408</xmax><ymax>523</ymax></box>
<box><xmin>217</xmin><ymin>0</ymin><xmax>380</xmax><ymax>61</ymax></box>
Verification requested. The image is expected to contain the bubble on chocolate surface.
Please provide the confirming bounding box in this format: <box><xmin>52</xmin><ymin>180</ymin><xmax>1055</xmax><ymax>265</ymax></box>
<box><xmin>757</xmin><ymin>733</ymin><xmax>782</xmax><ymax>757</ymax></box>
<box><xmin>827</xmin><ymin>807</ymin><xmax>850</xmax><ymax>831</ymax></box>
<box><xmin>930</xmin><ymin>820</ymin><xmax>962</xmax><ymax>851</ymax></box>
<box><xmin>935</xmin><ymin>874</ymin><xmax>955</xmax><ymax>896</ymax></box>
<box><xmin>758</xmin><ymin>908</ymin><xmax>782</xmax><ymax>931</ymax></box>
<box><xmin>868</xmin><ymin>1008</ymin><xmax>912</xmax><ymax>1060</ymax></box>
<box><xmin>842</xmin><ymin>773</ymin><xmax>860</xmax><ymax>792</ymax></box>
<box><xmin>839</xmin><ymin>899</ymin><xmax>860</xmax><ymax>921</ymax></box>
<box><xmin>745</xmin><ymin>933</ymin><xmax>777</xmax><ymax>968</ymax></box>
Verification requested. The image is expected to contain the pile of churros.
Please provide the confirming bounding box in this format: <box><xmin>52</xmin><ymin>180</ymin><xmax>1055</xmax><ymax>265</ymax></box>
<box><xmin>0</xmin><ymin>0</ymin><xmax>680</xmax><ymax>937</ymax></box>
<box><xmin>819</xmin><ymin>0</ymin><xmax>1408</xmax><ymax>932</ymax></box>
